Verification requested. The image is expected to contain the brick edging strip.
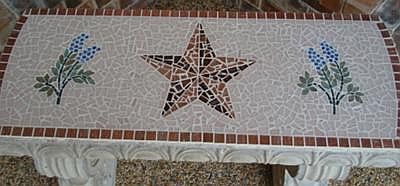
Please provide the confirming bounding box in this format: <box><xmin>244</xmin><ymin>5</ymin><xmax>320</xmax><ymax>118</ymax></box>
<box><xmin>0</xmin><ymin>9</ymin><xmax>398</xmax><ymax>148</ymax></box>
<box><xmin>0</xmin><ymin>125</ymin><xmax>399</xmax><ymax>149</ymax></box>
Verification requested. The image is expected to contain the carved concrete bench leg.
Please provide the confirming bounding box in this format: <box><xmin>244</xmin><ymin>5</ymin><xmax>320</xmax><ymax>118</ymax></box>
<box><xmin>33</xmin><ymin>157</ymin><xmax>117</xmax><ymax>186</ymax></box>
<box><xmin>284</xmin><ymin>165</ymin><xmax>351</xmax><ymax>186</ymax></box>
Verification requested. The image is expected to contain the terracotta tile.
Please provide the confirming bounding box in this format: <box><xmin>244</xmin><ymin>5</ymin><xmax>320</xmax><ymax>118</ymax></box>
<box><xmin>10</xmin><ymin>31</ymin><xmax>19</xmax><ymax>38</ymax></box>
<box><xmin>271</xmin><ymin>136</ymin><xmax>281</xmax><ymax>145</ymax></box>
<box><xmin>44</xmin><ymin>128</ymin><xmax>55</xmax><ymax>137</ymax></box>
<box><xmin>214</xmin><ymin>133</ymin><xmax>224</xmax><ymax>143</ymax></box>
<box><xmin>122</xmin><ymin>9</ymin><xmax>132</xmax><ymax>16</ymax></box>
<box><xmin>382</xmin><ymin>139</ymin><xmax>393</xmax><ymax>148</ymax></box>
<box><xmin>339</xmin><ymin>138</ymin><xmax>349</xmax><ymax>147</ymax></box>
<box><xmin>327</xmin><ymin>137</ymin><xmax>338</xmax><ymax>147</ymax></box>
<box><xmin>377</xmin><ymin>22</ymin><xmax>386</xmax><ymax>30</ymax></box>
<box><xmin>57</xmin><ymin>8</ymin><xmax>66</xmax><ymax>15</ymax></box>
<box><xmin>333</xmin><ymin>14</ymin><xmax>342</xmax><ymax>20</ymax></box>
<box><xmin>123</xmin><ymin>130</ymin><xmax>134</xmax><ymax>139</ymax></box>
<box><xmin>157</xmin><ymin>131</ymin><xmax>167</xmax><ymax>141</ymax></box>
<box><xmin>209</xmin><ymin>11</ymin><xmax>217</xmax><ymax>18</ymax></box>
<box><xmin>266</xmin><ymin>12</ymin><xmax>275</xmax><ymax>19</ymax></box>
<box><xmin>22</xmin><ymin>127</ymin><xmax>33</xmax><ymax>136</ymax></box>
<box><xmin>30</xmin><ymin>8</ymin><xmax>39</xmax><ymax>15</ymax></box>
<box><xmin>111</xmin><ymin>130</ymin><xmax>122</xmax><ymax>139</ymax></box>
<box><xmin>191</xmin><ymin>132</ymin><xmax>201</xmax><ymax>142</ymax></box>
<box><xmin>151</xmin><ymin>9</ymin><xmax>160</xmax><ymax>16</ymax></box>
<box><xmin>257</xmin><ymin>12</ymin><xmax>266</xmax><ymax>19</ymax></box>
<box><xmin>0</xmin><ymin>63</ymin><xmax>7</xmax><ymax>70</ymax></box>
<box><xmin>180</xmin><ymin>132</ymin><xmax>190</xmax><ymax>141</ymax></box>
<box><xmin>371</xmin><ymin>139</ymin><xmax>382</xmax><ymax>148</ymax></box>
<box><xmin>66</xmin><ymin>128</ymin><xmax>77</xmax><ymax>138</ymax></box>
<box><xmin>55</xmin><ymin>128</ymin><xmax>66</xmax><ymax>137</ymax></box>
<box><xmin>286</xmin><ymin>12</ymin><xmax>294</xmax><ymax>19</ymax></box>
<box><xmin>11</xmin><ymin>127</ymin><xmax>22</xmax><ymax>136</ymax></box>
<box><xmin>248</xmin><ymin>135</ymin><xmax>258</xmax><ymax>144</ymax></box>
<box><xmin>6</xmin><ymin>38</ymin><xmax>15</xmax><ymax>46</ymax></box>
<box><xmin>67</xmin><ymin>8</ymin><xmax>75</xmax><ymax>15</ymax></box>
<box><xmin>146</xmin><ymin>131</ymin><xmax>156</xmax><ymax>140</ymax></box>
<box><xmin>180</xmin><ymin>10</ymin><xmax>189</xmax><ymax>17</ymax></box>
<box><xmin>238</xmin><ymin>11</ymin><xmax>246</xmax><ymax>18</ymax></box>
<box><xmin>104</xmin><ymin>9</ymin><xmax>114</xmax><ymax>16</ymax></box>
<box><xmin>48</xmin><ymin>9</ymin><xmax>57</xmax><ymax>15</ymax></box>
<box><xmin>314</xmin><ymin>13</ymin><xmax>323</xmax><ymax>20</ymax></box>
<box><xmin>33</xmin><ymin>128</ymin><xmax>44</xmax><ymax>137</ymax></box>
<box><xmin>393</xmin><ymin>64</ymin><xmax>400</xmax><ymax>72</ymax></box>
<box><xmin>294</xmin><ymin>137</ymin><xmax>304</xmax><ymax>146</ymax></box>
<box><xmin>1</xmin><ymin>126</ymin><xmax>11</xmax><ymax>135</ymax></box>
<box><xmin>295</xmin><ymin>13</ymin><xmax>304</xmax><ymax>19</ymax></box>
<box><xmin>95</xmin><ymin>9</ymin><xmax>104</xmax><ymax>16</ymax></box>
<box><xmin>237</xmin><ymin>134</ymin><xmax>247</xmax><ymax>144</ymax></box>
<box><xmin>85</xmin><ymin>9</ymin><xmax>94</xmax><ymax>16</ymax></box>
<box><xmin>132</xmin><ymin>9</ymin><xmax>141</xmax><ymax>16</ymax></box>
<box><xmin>361</xmin><ymin>14</ymin><xmax>370</xmax><ymax>21</ymax></box>
<box><xmin>171</xmin><ymin>10</ymin><xmax>179</xmax><ymax>17</ymax></box>
<box><xmin>0</xmin><ymin>71</ymin><xmax>4</xmax><ymax>79</ymax></box>
<box><xmin>394</xmin><ymin>139</ymin><xmax>400</xmax><ymax>148</ymax></box>
<box><xmin>381</xmin><ymin>30</ymin><xmax>391</xmax><ymax>38</ymax></box>
<box><xmin>323</xmin><ymin>13</ymin><xmax>332</xmax><ymax>20</ymax></box>
<box><xmin>76</xmin><ymin>8</ymin><xmax>85</xmax><ymax>15</ymax></box>
<box><xmin>352</xmin><ymin>14</ymin><xmax>361</xmax><ymax>20</ymax></box>
<box><xmin>19</xmin><ymin>16</ymin><xmax>27</xmax><ymax>23</ymax></box>
<box><xmin>282</xmin><ymin>136</ymin><xmax>292</xmax><ymax>146</ymax></box>
<box><xmin>189</xmin><ymin>10</ymin><xmax>198</xmax><ymax>17</ymax></box>
<box><xmin>228</xmin><ymin>11</ymin><xmax>236</xmax><ymax>18</ymax></box>
<box><xmin>371</xmin><ymin>15</ymin><xmax>379</xmax><ymax>21</ymax></box>
<box><xmin>90</xmin><ymin>129</ymin><xmax>100</xmax><ymax>138</ymax></box>
<box><xmin>276</xmin><ymin>12</ymin><xmax>284</xmax><ymax>19</ymax></box>
<box><xmin>161</xmin><ymin>10</ymin><xmax>170</xmax><ymax>17</ymax></box>
<box><xmin>316</xmin><ymin>137</ymin><xmax>327</xmax><ymax>146</ymax></box>
<box><xmin>385</xmin><ymin>39</ymin><xmax>394</xmax><ymax>46</ymax></box>
<box><xmin>361</xmin><ymin>138</ymin><xmax>372</xmax><ymax>148</ymax></box>
<box><xmin>203</xmin><ymin>133</ymin><xmax>213</xmax><ymax>142</ymax></box>
<box><xmin>39</xmin><ymin>8</ymin><xmax>47</xmax><ymax>15</ymax></box>
<box><xmin>387</xmin><ymin>48</ymin><xmax>397</xmax><ymax>55</ymax></box>
<box><xmin>199</xmin><ymin>11</ymin><xmax>208</xmax><ymax>18</ymax></box>
<box><xmin>135</xmin><ymin>130</ymin><xmax>145</xmax><ymax>140</ymax></box>
<box><xmin>226</xmin><ymin>134</ymin><xmax>236</xmax><ymax>143</ymax></box>
<box><xmin>259</xmin><ymin>135</ymin><xmax>269</xmax><ymax>144</ymax></box>
<box><xmin>305</xmin><ymin>13</ymin><xmax>314</xmax><ymax>19</ymax></box>
<box><xmin>390</xmin><ymin>56</ymin><xmax>399</xmax><ymax>63</ymax></box>
<box><xmin>305</xmin><ymin>137</ymin><xmax>317</xmax><ymax>146</ymax></box>
<box><xmin>100</xmin><ymin>129</ymin><xmax>111</xmax><ymax>139</ymax></box>
<box><xmin>1</xmin><ymin>55</ymin><xmax>10</xmax><ymax>62</ymax></box>
<box><xmin>247</xmin><ymin>12</ymin><xmax>256</xmax><ymax>19</ymax></box>
<box><xmin>168</xmin><ymin>132</ymin><xmax>179</xmax><ymax>141</ymax></box>
<box><xmin>14</xmin><ymin>23</ymin><xmax>23</xmax><ymax>30</ymax></box>
<box><xmin>343</xmin><ymin>14</ymin><xmax>351</xmax><ymax>20</ymax></box>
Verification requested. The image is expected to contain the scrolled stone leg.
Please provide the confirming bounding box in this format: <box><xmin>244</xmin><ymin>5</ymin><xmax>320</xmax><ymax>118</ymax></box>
<box><xmin>284</xmin><ymin>164</ymin><xmax>351</xmax><ymax>186</ymax></box>
<box><xmin>33</xmin><ymin>156</ymin><xmax>117</xmax><ymax>186</ymax></box>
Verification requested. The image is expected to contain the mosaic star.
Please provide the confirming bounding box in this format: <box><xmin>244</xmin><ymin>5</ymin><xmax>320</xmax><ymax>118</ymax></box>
<box><xmin>141</xmin><ymin>23</ymin><xmax>255</xmax><ymax>119</ymax></box>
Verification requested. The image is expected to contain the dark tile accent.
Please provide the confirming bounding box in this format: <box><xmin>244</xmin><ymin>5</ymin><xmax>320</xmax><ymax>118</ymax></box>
<box><xmin>282</xmin><ymin>136</ymin><xmax>292</xmax><ymax>146</ymax></box>
<box><xmin>33</xmin><ymin>128</ymin><xmax>44</xmax><ymax>137</ymax></box>
<box><xmin>226</xmin><ymin>134</ymin><xmax>236</xmax><ymax>143</ymax></box>
<box><xmin>180</xmin><ymin>132</ymin><xmax>190</xmax><ymax>142</ymax></box>
<box><xmin>44</xmin><ymin>128</ymin><xmax>55</xmax><ymax>137</ymax></box>
<box><xmin>146</xmin><ymin>131</ymin><xmax>156</xmax><ymax>140</ymax></box>
<box><xmin>276</xmin><ymin>12</ymin><xmax>284</xmax><ymax>19</ymax></box>
<box><xmin>135</xmin><ymin>131</ymin><xmax>145</xmax><ymax>140</ymax></box>
<box><xmin>371</xmin><ymin>139</ymin><xmax>382</xmax><ymax>148</ymax></box>
<box><xmin>237</xmin><ymin>134</ymin><xmax>247</xmax><ymax>144</ymax></box>
<box><xmin>123</xmin><ymin>130</ymin><xmax>134</xmax><ymax>139</ymax></box>
<box><xmin>104</xmin><ymin>9</ymin><xmax>113</xmax><ymax>16</ymax></box>
<box><xmin>55</xmin><ymin>128</ymin><xmax>66</xmax><ymax>137</ymax></box>
<box><xmin>382</xmin><ymin>139</ymin><xmax>393</xmax><ymax>148</ymax></box>
<box><xmin>286</xmin><ymin>12</ymin><xmax>294</xmax><ymax>19</ymax></box>
<box><xmin>305</xmin><ymin>137</ymin><xmax>316</xmax><ymax>146</ymax></box>
<box><xmin>157</xmin><ymin>131</ymin><xmax>168</xmax><ymax>141</ymax></box>
<box><xmin>168</xmin><ymin>132</ymin><xmax>179</xmax><ymax>141</ymax></box>
<box><xmin>89</xmin><ymin>129</ymin><xmax>100</xmax><ymax>138</ymax></box>
<box><xmin>339</xmin><ymin>138</ymin><xmax>349</xmax><ymax>147</ymax></box>
<box><xmin>215</xmin><ymin>133</ymin><xmax>225</xmax><ymax>143</ymax></box>
<box><xmin>314</xmin><ymin>13</ymin><xmax>323</xmax><ymax>19</ymax></box>
<box><xmin>316</xmin><ymin>137</ymin><xmax>327</xmax><ymax>146</ymax></box>
<box><xmin>66</xmin><ymin>128</ymin><xmax>77</xmax><ymax>138</ymax></box>
<box><xmin>271</xmin><ymin>136</ymin><xmax>281</xmax><ymax>145</ymax></box>
<box><xmin>293</xmin><ymin>137</ymin><xmax>304</xmax><ymax>146</ymax></box>
<box><xmin>203</xmin><ymin>133</ymin><xmax>213</xmax><ymax>142</ymax></box>
<box><xmin>327</xmin><ymin>137</ymin><xmax>338</xmax><ymax>147</ymax></box>
<box><xmin>248</xmin><ymin>135</ymin><xmax>258</xmax><ymax>144</ymax></box>
<box><xmin>22</xmin><ymin>127</ymin><xmax>33</xmax><ymax>136</ymax></box>
<box><xmin>1</xmin><ymin>126</ymin><xmax>11</xmax><ymax>135</ymax></box>
<box><xmin>377</xmin><ymin>22</ymin><xmax>387</xmax><ymax>30</ymax></box>
<box><xmin>100</xmin><ymin>129</ymin><xmax>111</xmax><ymax>139</ymax></box>
<box><xmin>361</xmin><ymin>138</ymin><xmax>372</xmax><ymax>148</ymax></box>
<box><xmin>295</xmin><ymin>13</ymin><xmax>304</xmax><ymax>19</ymax></box>
<box><xmin>112</xmin><ymin>130</ymin><xmax>123</xmax><ymax>139</ymax></box>
<box><xmin>259</xmin><ymin>135</ymin><xmax>269</xmax><ymax>145</ymax></box>
<box><xmin>11</xmin><ymin>127</ymin><xmax>22</xmax><ymax>136</ymax></box>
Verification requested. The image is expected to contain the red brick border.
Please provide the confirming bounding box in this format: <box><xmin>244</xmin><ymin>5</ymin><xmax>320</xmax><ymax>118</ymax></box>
<box><xmin>0</xmin><ymin>9</ymin><xmax>398</xmax><ymax>149</ymax></box>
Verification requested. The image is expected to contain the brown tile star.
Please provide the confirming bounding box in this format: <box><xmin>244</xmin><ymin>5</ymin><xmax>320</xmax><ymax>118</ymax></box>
<box><xmin>141</xmin><ymin>23</ymin><xmax>255</xmax><ymax>119</ymax></box>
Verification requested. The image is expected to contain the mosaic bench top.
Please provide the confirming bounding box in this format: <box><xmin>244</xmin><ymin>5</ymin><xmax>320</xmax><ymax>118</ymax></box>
<box><xmin>1</xmin><ymin>8</ymin><xmax>400</xmax><ymax>149</ymax></box>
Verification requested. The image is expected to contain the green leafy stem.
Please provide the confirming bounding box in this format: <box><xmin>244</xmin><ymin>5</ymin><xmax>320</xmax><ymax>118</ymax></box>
<box><xmin>297</xmin><ymin>61</ymin><xmax>364</xmax><ymax>114</ymax></box>
<box><xmin>34</xmin><ymin>49</ymin><xmax>95</xmax><ymax>104</ymax></box>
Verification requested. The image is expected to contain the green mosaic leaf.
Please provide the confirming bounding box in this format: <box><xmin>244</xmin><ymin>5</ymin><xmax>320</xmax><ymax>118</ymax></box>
<box><xmin>33</xmin><ymin>83</ymin><xmax>43</xmax><ymax>88</ymax></box>
<box><xmin>307</xmin><ymin>77</ymin><xmax>314</xmax><ymax>84</ymax></box>
<box><xmin>309</xmin><ymin>86</ymin><xmax>317</xmax><ymax>92</ymax></box>
<box><xmin>56</xmin><ymin>61</ymin><xmax>61</xmax><ymax>69</ymax></box>
<box><xmin>353</xmin><ymin>86</ymin><xmax>359</xmax><ymax>92</ymax></box>
<box><xmin>342</xmin><ymin>67</ymin><xmax>348</xmax><ymax>72</ymax></box>
<box><xmin>46</xmin><ymin>88</ymin><xmax>53</xmax><ymax>97</ymax></box>
<box><xmin>72</xmin><ymin>77</ymin><xmax>83</xmax><ymax>83</ymax></box>
<box><xmin>51</xmin><ymin>67</ymin><xmax>58</xmax><ymax>76</ymax></box>
<box><xmin>299</xmin><ymin>76</ymin><xmax>306</xmax><ymax>84</ymax></box>
<box><xmin>36</xmin><ymin>76</ymin><xmax>45</xmax><ymax>83</ymax></box>
<box><xmin>59</xmin><ymin>55</ymin><xmax>64</xmax><ymax>64</ymax></box>
<box><xmin>347</xmin><ymin>84</ymin><xmax>353</xmax><ymax>92</ymax></box>
<box><xmin>87</xmin><ymin>77</ymin><xmax>95</xmax><ymax>85</ymax></box>
<box><xmin>343</xmin><ymin>78</ymin><xmax>352</xmax><ymax>83</ymax></box>
<box><xmin>49</xmin><ymin>76</ymin><xmax>57</xmax><ymax>83</ymax></box>
<box><xmin>63</xmin><ymin>49</ymin><xmax>69</xmax><ymax>57</ymax></box>
<box><xmin>64</xmin><ymin>59</ymin><xmax>75</xmax><ymax>66</ymax></box>
<box><xmin>302</xmin><ymin>88</ymin><xmax>309</xmax><ymax>95</ymax></box>
<box><xmin>331</xmin><ymin>68</ymin><xmax>340</xmax><ymax>73</ymax></box>
<box><xmin>44</xmin><ymin>74</ymin><xmax>49</xmax><ymax>81</ymax></box>
<box><xmin>39</xmin><ymin>86</ymin><xmax>49</xmax><ymax>92</ymax></box>
<box><xmin>356</xmin><ymin>92</ymin><xmax>364</xmax><ymax>96</ymax></box>
<box><xmin>304</xmin><ymin>71</ymin><xmax>310</xmax><ymax>79</ymax></box>
<box><xmin>340</xmin><ymin>61</ymin><xmax>345</xmax><ymax>68</ymax></box>
<box><xmin>321</xmin><ymin>81</ymin><xmax>330</xmax><ymax>89</ymax></box>
<box><xmin>343</xmin><ymin>71</ymin><xmax>350</xmax><ymax>77</ymax></box>
<box><xmin>349</xmin><ymin>95</ymin><xmax>354</xmax><ymax>102</ymax></box>
<box><xmin>84</xmin><ymin>70</ymin><xmax>94</xmax><ymax>76</ymax></box>
<box><xmin>297</xmin><ymin>83</ymin><xmax>305</xmax><ymax>88</ymax></box>
<box><xmin>355</xmin><ymin>96</ymin><xmax>363</xmax><ymax>103</ymax></box>
<box><xmin>82</xmin><ymin>77</ymin><xmax>88</xmax><ymax>84</ymax></box>
<box><xmin>70</xmin><ymin>53</ymin><xmax>77</xmax><ymax>59</ymax></box>
<box><xmin>331</xmin><ymin>79</ymin><xmax>337</xmax><ymax>87</ymax></box>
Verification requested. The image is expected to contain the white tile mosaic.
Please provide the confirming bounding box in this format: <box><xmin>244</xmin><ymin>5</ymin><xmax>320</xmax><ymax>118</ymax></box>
<box><xmin>0</xmin><ymin>15</ymin><xmax>396</xmax><ymax>138</ymax></box>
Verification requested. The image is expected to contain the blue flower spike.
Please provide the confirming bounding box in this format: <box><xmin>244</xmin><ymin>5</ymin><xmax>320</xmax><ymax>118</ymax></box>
<box><xmin>307</xmin><ymin>47</ymin><xmax>326</xmax><ymax>72</ymax></box>
<box><xmin>320</xmin><ymin>41</ymin><xmax>339</xmax><ymax>63</ymax></box>
<box><xmin>77</xmin><ymin>45</ymin><xmax>101</xmax><ymax>64</ymax></box>
<box><xmin>68</xmin><ymin>33</ymin><xmax>89</xmax><ymax>53</ymax></box>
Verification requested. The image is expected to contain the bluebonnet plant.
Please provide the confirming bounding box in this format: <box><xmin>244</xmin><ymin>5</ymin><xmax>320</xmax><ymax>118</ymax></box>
<box><xmin>298</xmin><ymin>41</ymin><xmax>364</xmax><ymax>114</ymax></box>
<box><xmin>34</xmin><ymin>33</ymin><xmax>100</xmax><ymax>104</ymax></box>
